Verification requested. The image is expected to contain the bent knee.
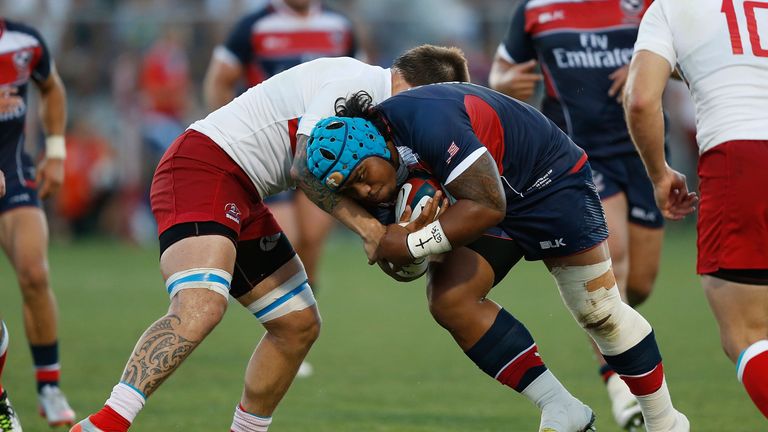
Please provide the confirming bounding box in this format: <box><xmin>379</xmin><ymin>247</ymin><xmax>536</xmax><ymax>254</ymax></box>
<box><xmin>16</xmin><ymin>262</ymin><xmax>50</xmax><ymax>294</ymax></box>
<box><xmin>266</xmin><ymin>307</ymin><xmax>321</xmax><ymax>346</ymax></box>
<box><xmin>427</xmin><ymin>287</ymin><xmax>480</xmax><ymax>330</ymax></box>
<box><xmin>171</xmin><ymin>291</ymin><xmax>228</xmax><ymax>336</ymax></box>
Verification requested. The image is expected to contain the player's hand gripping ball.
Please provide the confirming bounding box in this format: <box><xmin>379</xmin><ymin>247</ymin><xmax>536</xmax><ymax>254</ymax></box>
<box><xmin>389</xmin><ymin>172</ymin><xmax>444</xmax><ymax>280</ymax></box>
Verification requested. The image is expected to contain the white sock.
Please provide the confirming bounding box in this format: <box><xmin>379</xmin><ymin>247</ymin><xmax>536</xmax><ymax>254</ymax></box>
<box><xmin>231</xmin><ymin>404</ymin><xmax>272</xmax><ymax>432</ymax></box>
<box><xmin>522</xmin><ymin>370</ymin><xmax>590</xmax><ymax>430</ymax></box>
<box><xmin>635</xmin><ymin>379</ymin><xmax>679</xmax><ymax>431</ymax></box>
<box><xmin>0</xmin><ymin>321</ymin><xmax>8</xmax><ymax>357</ymax></box>
<box><xmin>105</xmin><ymin>382</ymin><xmax>146</xmax><ymax>423</ymax></box>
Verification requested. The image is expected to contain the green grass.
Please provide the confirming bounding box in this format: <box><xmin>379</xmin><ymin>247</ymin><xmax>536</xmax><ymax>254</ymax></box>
<box><xmin>0</xmin><ymin>228</ymin><xmax>762</xmax><ymax>431</ymax></box>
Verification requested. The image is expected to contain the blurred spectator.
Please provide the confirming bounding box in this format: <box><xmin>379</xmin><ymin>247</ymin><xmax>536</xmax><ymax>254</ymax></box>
<box><xmin>56</xmin><ymin>119</ymin><xmax>116</xmax><ymax>236</ymax></box>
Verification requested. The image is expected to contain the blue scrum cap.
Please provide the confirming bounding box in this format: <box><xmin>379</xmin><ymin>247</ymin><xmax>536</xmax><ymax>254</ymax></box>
<box><xmin>306</xmin><ymin>116</ymin><xmax>390</xmax><ymax>190</ymax></box>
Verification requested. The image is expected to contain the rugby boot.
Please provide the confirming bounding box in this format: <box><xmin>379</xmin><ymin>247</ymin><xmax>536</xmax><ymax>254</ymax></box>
<box><xmin>606</xmin><ymin>374</ymin><xmax>644</xmax><ymax>431</ymax></box>
<box><xmin>39</xmin><ymin>385</ymin><xmax>75</xmax><ymax>427</ymax></box>
<box><xmin>0</xmin><ymin>391</ymin><xmax>22</xmax><ymax>432</ymax></box>
<box><xmin>539</xmin><ymin>397</ymin><xmax>596</xmax><ymax>432</ymax></box>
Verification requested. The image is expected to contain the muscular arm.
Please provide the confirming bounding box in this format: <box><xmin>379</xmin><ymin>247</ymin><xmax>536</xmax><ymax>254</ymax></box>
<box><xmin>203</xmin><ymin>57</ymin><xmax>242</xmax><ymax>111</ymax></box>
<box><xmin>624</xmin><ymin>50</ymin><xmax>697</xmax><ymax>220</ymax></box>
<box><xmin>37</xmin><ymin>66</ymin><xmax>66</xmax><ymax>137</ymax></box>
<box><xmin>488</xmin><ymin>55</ymin><xmax>541</xmax><ymax>101</ymax></box>
<box><xmin>290</xmin><ymin>134</ymin><xmax>385</xmax><ymax>257</ymax></box>
<box><xmin>440</xmin><ymin>151</ymin><xmax>506</xmax><ymax>246</ymax></box>
<box><xmin>35</xmin><ymin>66</ymin><xmax>67</xmax><ymax>198</ymax></box>
<box><xmin>376</xmin><ymin>151</ymin><xmax>506</xmax><ymax>265</ymax></box>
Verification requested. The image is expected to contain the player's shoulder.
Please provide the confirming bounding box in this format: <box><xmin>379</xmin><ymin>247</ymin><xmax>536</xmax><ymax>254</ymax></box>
<box><xmin>2</xmin><ymin>19</ymin><xmax>45</xmax><ymax>41</ymax></box>
<box><xmin>234</xmin><ymin>2</ymin><xmax>276</xmax><ymax>27</ymax></box>
<box><xmin>298</xmin><ymin>56</ymin><xmax>369</xmax><ymax>74</ymax></box>
<box><xmin>317</xmin><ymin>3</ymin><xmax>355</xmax><ymax>24</ymax></box>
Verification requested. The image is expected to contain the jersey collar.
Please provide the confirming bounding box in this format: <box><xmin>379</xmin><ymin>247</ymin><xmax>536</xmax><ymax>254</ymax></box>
<box><xmin>271</xmin><ymin>0</ymin><xmax>322</xmax><ymax>17</ymax></box>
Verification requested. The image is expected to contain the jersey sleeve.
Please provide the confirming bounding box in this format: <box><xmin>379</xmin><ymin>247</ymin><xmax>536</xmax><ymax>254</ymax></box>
<box><xmin>28</xmin><ymin>26</ymin><xmax>52</xmax><ymax>83</ymax></box>
<box><xmin>497</xmin><ymin>1</ymin><xmax>535</xmax><ymax>63</ymax></box>
<box><xmin>216</xmin><ymin>14</ymin><xmax>257</xmax><ymax>67</ymax></box>
<box><xmin>634</xmin><ymin>1</ymin><xmax>676</xmax><ymax>71</ymax></box>
<box><xmin>393</xmin><ymin>101</ymin><xmax>488</xmax><ymax>185</ymax></box>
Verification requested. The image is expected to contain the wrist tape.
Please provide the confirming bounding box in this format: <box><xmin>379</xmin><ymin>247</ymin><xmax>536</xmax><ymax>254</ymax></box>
<box><xmin>406</xmin><ymin>220</ymin><xmax>452</xmax><ymax>259</ymax></box>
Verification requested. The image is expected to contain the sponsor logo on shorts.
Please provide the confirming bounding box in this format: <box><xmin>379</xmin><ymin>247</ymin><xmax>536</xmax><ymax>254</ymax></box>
<box><xmin>540</xmin><ymin>238</ymin><xmax>566</xmax><ymax>250</ymax></box>
<box><xmin>8</xmin><ymin>193</ymin><xmax>31</xmax><ymax>205</ymax></box>
<box><xmin>259</xmin><ymin>233</ymin><xmax>281</xmax><ymax>252</ymax></box>
<box><xmin>225</xmin><ymin>203</ymin><xmax>242</xmax><ymax>224</ymax></box>
<box><xmin>591</xmin><ymin>170</ymin><xmax>605</xmax><ymax>194</ymax></box>
<box><xmin>631</xmin><ymin>207</ymin><xmax>657</xmax><ymax>222</ymax></box>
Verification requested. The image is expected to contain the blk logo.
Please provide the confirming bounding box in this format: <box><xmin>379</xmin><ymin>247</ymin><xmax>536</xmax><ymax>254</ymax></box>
<box><xmin>540</xmin><ymin>238</ymin><xmax>566</xmax><ymax>249</ymax></box>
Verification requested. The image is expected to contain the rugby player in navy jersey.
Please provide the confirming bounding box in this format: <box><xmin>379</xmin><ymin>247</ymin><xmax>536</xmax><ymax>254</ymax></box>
<box><xmin>0</xmin><ymin>18</ymin><xmax>74</xmax><ymax>429</ymax></box>
<box><xmin>301</xmin><ymin>83</ymin><xmax>688</xmax><ymax>431</ymax></box>
<box><xmin>488</xmin><ymin>2</ymin><xmax>664</xmax><ymax>427</ymax></box>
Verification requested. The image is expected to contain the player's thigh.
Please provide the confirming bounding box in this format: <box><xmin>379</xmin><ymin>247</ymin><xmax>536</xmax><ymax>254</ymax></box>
<box><xmin>601</xmin><ymin>192</ymin><xmax>630</xmax><ymax>267</ymax></box>
<box><xmin>232</xmin><ymin>234</ymin><xmax>319</xmax><ymax>335</ymax></box>
<box><xmin>160</xmin><ymin>234</ymin><xmax>237</xmax><ymax>278</ymax></box>
<box><xmin>294</xmin><ymin>190</ymin><xmax>335</xmax><ymax>244</ymax></box>
<box><xmin>0</xmin><ymin>206</ymin><xmax>49</xmax><ymax>276</ymax></box>
<box><xmin>428</xmin><ymin>238</ymin><xmax>521</xmax><ymax>312</ymax></box>
<box><xmin>702</xmin><ymin>275</ymin><xmax>768</xmax><ymax>361</ymax></box>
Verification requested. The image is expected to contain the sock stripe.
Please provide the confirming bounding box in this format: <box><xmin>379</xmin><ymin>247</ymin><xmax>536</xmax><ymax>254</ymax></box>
<box><xmin>737</xmin><ymin>340</ymin><xmax>768</xmax><ymax>382</ymax></box>
<box><xmin>36</xmin><ymin>369</ymin><xmax>60</xmax><ymax>383</ymax></box>
<box><xmin>620</xmin><ymin>363</ymin><xmax>665</xmax><ymax>396</ymax></box>
<box><xmin>603</xmin><ymin>331</ymin><xmax>661</xmax><ymax>376</ymax></box>
<box><xmin>0</xmin><ymin>322</ymin><xmax>7</xmax><ymax>356</ymax></box>
<box><xmin>495</xmin><ymin>345</ymin><xmax>546</xmax><ymax>391</ymax></box>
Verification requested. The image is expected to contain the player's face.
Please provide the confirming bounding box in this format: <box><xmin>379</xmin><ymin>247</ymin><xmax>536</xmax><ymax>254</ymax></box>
<box><xmin>342</xmin><ymin>157</ymin><xmax>397</xmax><ymax>204</ymax></box>
<box><xmin>284</xmin><ymin>0</ymin><xmax>313</xmax><ymax>11</ymax></box>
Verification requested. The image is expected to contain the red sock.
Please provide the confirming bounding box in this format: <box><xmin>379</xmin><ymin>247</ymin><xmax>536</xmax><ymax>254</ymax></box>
<box><xmin>0</xmin><ymin>351</ymin><xmax>6</xmax><ymax>395</ymax></box>
<box><xmin>739</xmin><ymin>341</ymin><xmax>768</xmax><ymax>419</ymax></box>
<box><xmin>89</xmin><ymin>405</ymin><xmax>131</xmax><ymax>432</ymax></box>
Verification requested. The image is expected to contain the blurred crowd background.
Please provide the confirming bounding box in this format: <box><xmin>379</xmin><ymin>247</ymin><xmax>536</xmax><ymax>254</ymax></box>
<box><xmin>1</xmin><ymin>0</ymin><xmax>699</xmax><ymax>245</ymax></box>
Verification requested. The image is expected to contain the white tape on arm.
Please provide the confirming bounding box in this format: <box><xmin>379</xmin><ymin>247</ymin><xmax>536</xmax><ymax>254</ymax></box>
<box><xmin>45</xmin><ymin>135</ymin><xmax>66</xmax><ymax>159</ymax></box>
<box><xmin>406</xmin><ymin>220</ymin><xmax>452</xmax><ymax>259</ymax></box>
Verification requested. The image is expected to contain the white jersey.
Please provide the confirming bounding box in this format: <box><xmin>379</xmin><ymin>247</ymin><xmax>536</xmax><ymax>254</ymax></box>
<box><xmin>634</xmin><ymin>0</ymin><xmax>768</xmax><ymax>153</ymax></box>
<box><xmin>189</xmin><ymin>57</ymin><xmax>391</xmax><ymax>198</ymax></box>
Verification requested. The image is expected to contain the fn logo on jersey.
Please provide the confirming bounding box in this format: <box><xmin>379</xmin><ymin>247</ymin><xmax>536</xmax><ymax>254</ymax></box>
<box><xmin>540</xmin><ymin>238</ymin><xmax>566</xmax><ymax>250</ymax></box>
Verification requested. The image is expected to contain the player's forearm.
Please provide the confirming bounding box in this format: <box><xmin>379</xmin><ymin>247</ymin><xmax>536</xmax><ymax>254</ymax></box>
<box><xmin>39</xmin><ymin>73</ymin><xmax>67</xmax><ymax>137</ymax></box>
<box><xmin>438</xmin><ymin>200</ymin><xmax>504</xmax><ymax>248</ymax></box>
<box><xmin>625</xmin><ymin>97</ymin><xmax>667</xmax><ymax>182</ymax></box>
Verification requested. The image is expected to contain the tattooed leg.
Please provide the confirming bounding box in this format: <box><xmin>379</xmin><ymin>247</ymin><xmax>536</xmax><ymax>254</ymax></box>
<box><xmin>122</xmin><ymin>289</ymin><xmax>228</xmax><ymax>397</ymax></box>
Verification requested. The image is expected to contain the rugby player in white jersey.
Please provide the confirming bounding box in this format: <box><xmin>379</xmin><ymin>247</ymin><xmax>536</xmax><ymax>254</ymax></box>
<box><xmin>624</xmin><ymin>0</ymin><xmax>768</xmax><ymax>420</ymax></box>
<box><xmin>70</xmin><ymin>45</ymin><xmax>469</xmax><ymax>432</ymax></box>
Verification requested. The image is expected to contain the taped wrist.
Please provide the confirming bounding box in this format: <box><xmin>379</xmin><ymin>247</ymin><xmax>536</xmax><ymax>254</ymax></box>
<box><xmin>45</xmin><ymin>135</ymin><xmax>66</xmax><ymax>159</ymax></box>
<box><xmin>406</xmin><ymin>220</ymin><xmax>452</xmax><ymax>259</ymax></box>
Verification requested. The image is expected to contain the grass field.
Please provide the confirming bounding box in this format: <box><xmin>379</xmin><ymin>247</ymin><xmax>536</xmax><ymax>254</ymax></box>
<box><xmin>0</xmin><ymin>227</ymin><xmax>762</xmax><ymax>431</ymax></box>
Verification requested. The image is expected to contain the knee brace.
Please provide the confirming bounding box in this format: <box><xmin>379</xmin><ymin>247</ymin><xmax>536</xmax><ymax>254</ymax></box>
<box><xmin>245</xmin><ymin>269</ymin><xmax>317</xmax><ymax>323</ymax></box>
<box><xmin>550</xmin><ymin>259</ymin><xmax>651</xmax><ymax>356</ymax></box>
<box><xmin>166</xmin><ymin>268</ymin><xmax>232</xmax><ymax>300</ymax></box>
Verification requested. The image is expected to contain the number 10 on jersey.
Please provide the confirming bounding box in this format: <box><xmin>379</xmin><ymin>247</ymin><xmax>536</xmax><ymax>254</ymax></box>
<box><xmin>722</xmin><ymin>0</ymin><xmax>768</xmax><ymax>57</ymax></box>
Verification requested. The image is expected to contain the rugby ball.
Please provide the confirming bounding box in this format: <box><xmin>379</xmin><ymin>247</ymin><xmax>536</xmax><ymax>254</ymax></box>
<box><xmin>390</xmin><ymin>172</ymin><xmax>443</xmax><ymax>280</ymax></box>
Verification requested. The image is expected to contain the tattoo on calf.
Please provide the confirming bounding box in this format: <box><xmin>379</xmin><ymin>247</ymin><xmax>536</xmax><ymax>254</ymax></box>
<box><xmin>121</xmin><ymin>315</ymin><xmax>198</xmax><ymax>396</ymax></box>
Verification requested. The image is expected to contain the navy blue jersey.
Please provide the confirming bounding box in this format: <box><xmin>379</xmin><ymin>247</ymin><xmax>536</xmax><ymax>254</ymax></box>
<box><xmin>0</xmin><ymin>19</ymin><xmax>51</xmax><ymax>159</ymax></box>
<box><xmin>219</xmin><ymin>0</ymin><xmax>357</xmax><ymax>86</ymax></box>
<box><xmin>377</xmin><ymin>82</ymin><xmax>587</xmax><ymax>205</ymax></box>
<box><xmin>499</xmin><ymin>0</ymin><xmax>651</xmax><ymax>158</ymax></box>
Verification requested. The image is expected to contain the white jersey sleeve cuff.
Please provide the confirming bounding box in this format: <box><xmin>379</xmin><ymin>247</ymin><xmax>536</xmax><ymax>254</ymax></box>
<box><xmin>445</xmin><ymin>147</ymin><xmax>489</xmax><ymax>185</ymax></box>
<box><xmin>633</xmin><ymin>44</ymin><xmax>676</xmax><ymax>72</ymax></box>
<box><xmin>496</xmin><ymin>44</ymin><xmax>516</xmax><ymax>63</ymax></box>
<box><xmin>213</xmin><ymin>45</ymin><xmax>242</xmax><ymax>67</ymax></box>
